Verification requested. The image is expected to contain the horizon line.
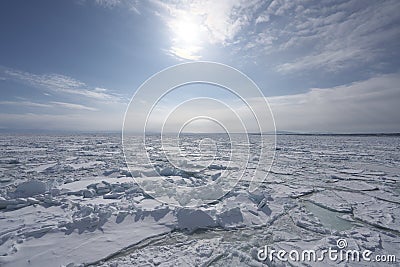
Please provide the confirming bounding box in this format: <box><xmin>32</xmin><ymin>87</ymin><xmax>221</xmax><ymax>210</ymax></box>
<box><xmin>1</xmin><ymin>129</ymin><xmax>400</xmax><ymax>136</ymax></box>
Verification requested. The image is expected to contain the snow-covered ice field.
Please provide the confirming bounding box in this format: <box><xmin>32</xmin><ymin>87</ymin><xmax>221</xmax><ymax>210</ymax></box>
<box><xmin>0</xmin><ymin>133</ymin><xmax>399</xmax><ymax>266</ymax></box>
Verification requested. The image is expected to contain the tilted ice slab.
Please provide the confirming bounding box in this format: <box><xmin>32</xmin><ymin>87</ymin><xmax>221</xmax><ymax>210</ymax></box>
<box><xmin>1</xmin><ymin>134</ymin><xmax>400</xmax><ymax>266</ymax></box>
<box><xmin>0</xmin><ymin>176</ymin><xmax>290</xmax><ymax>266</ymax></box>
<box><xmin>0</xmin><ymin>208</ymin><xmax>174</xmax><ymax>266</ymax></box>
<box><xmin>0</xmin><ymin>176</ymin><xmax>176</xmax><ymax>267</ymax></box>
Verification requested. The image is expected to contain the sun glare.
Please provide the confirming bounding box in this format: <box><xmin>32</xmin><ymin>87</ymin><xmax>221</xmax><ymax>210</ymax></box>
<box><xmin>174</xmin><ymin>20</ymin><xmax>199</xmax><ymax>44</ymax></box>
<box><xmin>170</xmin><ymin>16</ymin><xmax>205</xmax><ymax>59</ymax></box>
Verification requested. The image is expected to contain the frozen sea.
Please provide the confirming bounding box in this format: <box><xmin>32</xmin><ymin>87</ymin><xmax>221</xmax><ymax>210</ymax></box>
<box><xmin>0</xmin><ymin>133</ymin><xmax>399</xmax><ymax>266</ymax></box>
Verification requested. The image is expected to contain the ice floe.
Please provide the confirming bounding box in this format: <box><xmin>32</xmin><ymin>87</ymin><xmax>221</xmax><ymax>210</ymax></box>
<box><xmin>0</xmin><ymin>134</ymin><xmax>399</xmax><ymax>266</ymax></box>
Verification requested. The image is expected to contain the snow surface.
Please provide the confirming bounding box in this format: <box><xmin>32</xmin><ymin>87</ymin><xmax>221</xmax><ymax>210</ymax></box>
<box><xmin>0</xmin><ymin>134</ymin><xmax>399</xmax><ymax>266</ymax></box>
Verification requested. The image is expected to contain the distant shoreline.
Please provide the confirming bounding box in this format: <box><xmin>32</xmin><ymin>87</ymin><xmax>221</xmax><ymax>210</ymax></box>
<box><xmin>1</xmin><ymin>129</ymin><xmax>399</xmax><ymax>137</ymax></box>
<box><xmin>254</xmin><ymin>132</ymin><xmax>400</xmax><ymax>137</ymax></box>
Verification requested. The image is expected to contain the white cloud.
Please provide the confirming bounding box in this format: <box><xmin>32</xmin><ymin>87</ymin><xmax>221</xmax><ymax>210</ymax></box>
<box><xmin>2</xmin><ymin>72</ymin><xmax>398</xmax><ymax>132</ymax></box>
<box><xmin>5</xmin><ymin>70</ymin><xmax>84</xmax><ymax>90</ymax></box>
<box><xmin>2</xmin><ymin>68</ymin><xmax>126</xmax><ymax>103</ymax></box>
<box><xmin>268</xmin><ymin>73</ymin><xmax>400</xmax><ymax>132</ymax></box>
<box><xmin>134</xmin><ymin>72</ymin><xmax>400</xmax><ymax>133</ymax></box>
<box><xmin>92</xmin><ymin>0</ymin><xmax>141</xmax><ymax>14</ymax></box>
<box><xmin>0</xmin><ymin>100</ymin><xmax>53</xmax><ymax>108</ymax></box>
<box><xmin>167</xmin><ymin>46</ymin><xmax>202</xmax><ymax>61</ymax></box>
<box><xmin>276</xmin><ymin>48</ymin><xmax>365</xmax><ymax>73</ymax></box>
<box><xmin>0</xmin><ymin>112</ymin><xmax>122</xmax><ymax>131</ymax></box>
<box><xmin>148</xmin><ymin>0</ymin><xmax>264</xmax><ymax>60</ymax></box>
<box><xmin>51</xmin><ymin>101</ymin><xmax>98</xmax><ymax>111</ymax></box>
<box><xmin>94</xmin><ymin>0</ymin><xmax>121</xmax><ymax>8</ymax></box>
<box><xmin>0</xmin><ymin>100</ymin><xmax>98</xmax><ymax>111</ymax></box>
<box><xmin>255</xmin><ymin>14</ymin><xmax>269</xmax><ymax>24</ymax></box>
<box><xmin>0</xmin><ymin>67</ymin><xmax>127</xmax><ymax>130</ymax></box>
<box><xmin>271</xmin><ymin>0</ymin><xmax>400</xmax><ymax>72</ymax></box>
<box><xmin>90</xmin><ymin>0</ymin><xmax>400</xmax><ymax>72</ymax></box>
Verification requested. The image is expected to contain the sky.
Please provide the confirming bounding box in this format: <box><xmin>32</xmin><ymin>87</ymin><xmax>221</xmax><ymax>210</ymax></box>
<box><xmin>0</xmin><ymin>0</ymin><xmax>399</xmax><ymax>133</ymax></box>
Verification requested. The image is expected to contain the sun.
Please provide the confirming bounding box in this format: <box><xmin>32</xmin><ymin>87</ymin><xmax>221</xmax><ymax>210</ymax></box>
<box><xmin>169</xmin><ymin>16</ymin><xmax>205</xmax><ymax>60</ymax></box>
<box><xmin>174</xmin><ymin>19</ymin><xmax>200</xmax><ymax>44</ymax></box>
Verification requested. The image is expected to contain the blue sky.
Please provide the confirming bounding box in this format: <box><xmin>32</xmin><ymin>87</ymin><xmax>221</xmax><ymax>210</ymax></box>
<box><xmin>0</xmin><ymin>0</ymin><xmax>399</xmax><ymax>132</ymax></box>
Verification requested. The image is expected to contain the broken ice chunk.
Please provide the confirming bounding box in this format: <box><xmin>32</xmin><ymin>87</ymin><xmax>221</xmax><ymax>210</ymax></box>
<box><xmin>14</xmin><ymin>180</ymin><xmax>47</xmax><ymax>197</ymax></box>
<box><xmin>217</xmin><ymin>207</ymin><xmax>244</xmax><ymax>228</ymax></box>
<box><xmin>176</xmin><ymin>209</ymin><xmax>217</xmax><ymax>231</ymax></box>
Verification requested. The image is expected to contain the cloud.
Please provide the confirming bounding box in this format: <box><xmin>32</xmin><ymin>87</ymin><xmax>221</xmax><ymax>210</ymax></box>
<box><xmin>3</xmin><ymin>72</ymin><xmax>398</xmax><ymax>132</ymax></box>
<box><xmin>4</xmin><ymin>69</ymin><xmax>84</xmax><ymax>89</ymax></box>
<box><xmin>0</xmin><ymin>112</ymin><xmax>122</xmax><ymax>131</ymax></box>
<box><xmin>167</xmin><ymin>46</ymin><xmax>202</xmax><ymax>61</ymax></box>
<box><xmin>276</xmin><ymin>48</ymin><xmax>365</xmax><ymax>73</ymax></box>
<box><xmin>0</xmin><ymin>100</ymin><xmax>98</xmax><ymax>111</ymax></box>
<box><xmin>267</xmin><ymin>0</ymin><xmax>400</xmax><ymax>72</ymax></box>
<box><xmin>268</xmin><ymin>72</ymin><xmax>400</xmax><ymax>132</ymax></box>
<box><xmin>92</xmin><ymin>0</ymin><xmax>141</xmax><ymax>14</ymax></box>
<box><xmin>51</xmin><ymin>101</ymin><xmax>98</xmax><ymax>111</ymax></box>
<box><xmin>0</xmin><ymin>66</ymin><xmax>130</xmax><ymax>130</ymax></box>
<box><xmin>132</xmin><ymin>72</ymin><xmax>400</xmax><ymax>133</ymax></box>
<box><xmin>94</xmin><ymin>0</ymin><xmax>121</xmax><ymax>8</ymax></box>
<box><xmin>90</xmin><ymin>0</ymin><xmax>399</xmax><ymax>72</ymax></box>
<box><xmin>153</xmin><ymin>0</ymin><xmax>399</xmax><ymax>72</ymax></box>
<box><xmin>2</xmin><ymin>68</ymin><xmax>126</xmax><ymax>103</ymax></box>
<box><xmin>0</xmin><ymin>101</ymin><xmax>53</xmax><ymax>108</ymax></box>
<box><xmin>146</xmin><ymin>0</ymin><xmax>266</xmax><ymax>60</ymax></box>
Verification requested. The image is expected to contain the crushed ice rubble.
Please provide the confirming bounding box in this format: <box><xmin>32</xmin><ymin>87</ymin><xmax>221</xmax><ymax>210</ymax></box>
<box><xmin>0</xmin><ymin>134</ymin><xmax>399</xmax><ymax>266</ymax></box>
